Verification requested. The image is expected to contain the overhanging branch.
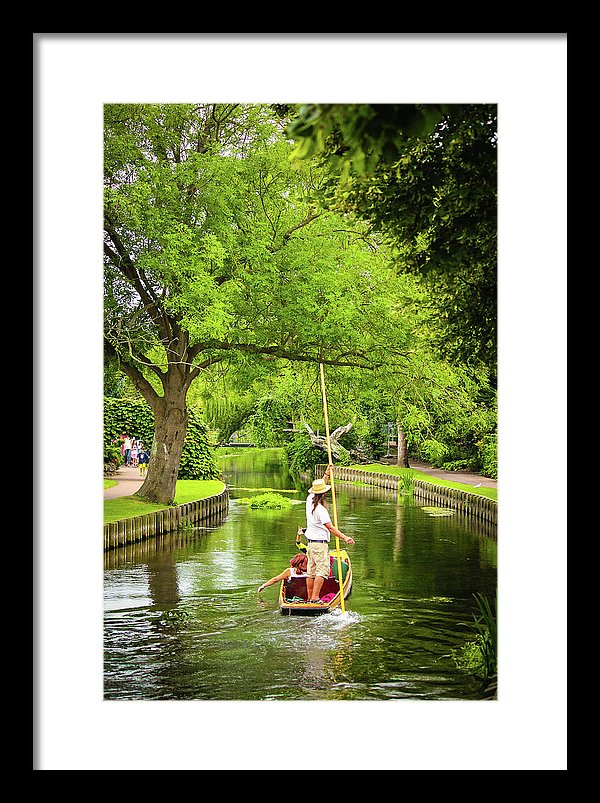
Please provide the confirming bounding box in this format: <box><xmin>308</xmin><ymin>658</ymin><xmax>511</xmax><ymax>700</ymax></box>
<box><xmin>192</xmin><ymin>339</ymin><xmax>381</xmax><ymax>369</ymax></box>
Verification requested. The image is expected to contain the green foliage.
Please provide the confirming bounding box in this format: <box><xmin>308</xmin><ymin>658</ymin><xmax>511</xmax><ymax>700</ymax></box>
<box><xmin>397</xmin><ymin>469</ymin><xmax>414</xmax><ymax>495</ymax></box>
<box><xmin>104</xmin><ymin>103</ymin><xmax>497</xmax><ymax>494</ymax></box>
<box><xmin>452</xmin><ymin>637</ymin><xmax>490</xmax><ymax>679</ymax></box>
<box><xmin>388</xmin><ymin>359</ymin><xmax>497</xmax><ymax>475</ymax></box>
<box><xmin>286</xmin><ymin>103</ymin><xmax>497</xmax><ymax>381</ymax></box>
<box><xmin>104</xmin><ymin>357</ymin><xmax>135</xmax><ymax>398</ymax></box>
<box><xmin>472</xmin><ymin>592</ymin><xmax>497</xmax><ymax>679</ymax></box>
<box><xmin>333</xmin><ymin>445</ymin><xmax>352</xmax><ymax>466</ymax></box>
<box><xmin>104</xmin><ymin>443</ymin><xmax>123</xmax><ymax>467</ymax></box>
<box><xmin>103</xmin><ymin>397</ymin><xmax>220</xmax><ymax>480</ymax></box>
<box><xmin>103</xmin><ymin>397</ymin><xmax>155</xmax><ymax>447</ymax></box>
<box><xmin>453</xmin><ymin>593</ymin><xmax>497</xmax><ymax>682</ymax></box>
<box><xmin>286</xmin><ymin>103</ymin><xmax>450</xmax><ymax>176</ymax></box>
<box><xmin>247</xmin><ymin>395</ymin><xmax>290</xmax><ymax>447</ymax></box>
<box><xmin>178</xmin><ymin>410</ymin><xmax>221</xmax><ymax>480</ymax></box>
<box><xmin>200</xmin><ymin>392</ymin><xmax>255</xmax><ymax>444</ymax></box>
<box><xmin>237</xmin><ymin>492</ymin><xmax>293</xmax><ymax>509</ymax></box>
<box><xmin>284</xmin><ymin>434</ymin><xmax>325</xmax><ymax>475</ymax></box>
<box><xmin>478</xmin><ymin>431</ymin><xmax>498</xmax><ymax>479</ymax></box>
<box><xmin>352</xmin><ymin>404</ymin><xmax>388</xmax><ymax>460</ymax></box>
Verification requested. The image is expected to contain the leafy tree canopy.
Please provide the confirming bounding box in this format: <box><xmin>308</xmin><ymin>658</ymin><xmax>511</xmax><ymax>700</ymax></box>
<box><xmin>104</xmin><ymin>103</ymin><xmax>410</xmax><ymax>380</ymax></box>
<box><xmin>285</xmin><ymin>103</ymin><xmax>497</xmax><ymax>381</ymax></box>
<box><xmin>103</xmin><ymin>103</ymin><xmax>427</xmax><ymax>501</ymax></box>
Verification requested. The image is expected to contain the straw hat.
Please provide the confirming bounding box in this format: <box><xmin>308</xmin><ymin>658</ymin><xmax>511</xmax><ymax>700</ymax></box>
<box><xmin>309</xmin><ymin>478</ymin><xmax>331</xmax><ymax>494</ymax></box>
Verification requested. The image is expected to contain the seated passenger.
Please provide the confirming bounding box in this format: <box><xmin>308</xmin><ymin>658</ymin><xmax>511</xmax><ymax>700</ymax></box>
<box><xmin>257</xmin><ymin>553</ymin><xmax>309</xmax><ymax>594</ymax></box>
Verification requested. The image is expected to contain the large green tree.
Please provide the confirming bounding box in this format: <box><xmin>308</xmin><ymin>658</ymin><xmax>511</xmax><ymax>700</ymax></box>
<box><xmin>104</xmin><ymin>103</ymin><xmax>406</xmax><ymax>503</ymax></box>
<box><xmin>286</xmin><ymin>103</ymin><xmax>497</xmax><ymax>381</ymax></box>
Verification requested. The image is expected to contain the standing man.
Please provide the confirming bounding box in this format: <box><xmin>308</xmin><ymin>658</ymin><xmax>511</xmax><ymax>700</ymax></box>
<box><xmin>304</xmin><ymin>464</ymin><xmax>355</xmax><ymax>604</ymax></box>
<box><xmin>123</xmin><ymin>434</ymin><xmax>132</xmax><ymax>467</ymax></box>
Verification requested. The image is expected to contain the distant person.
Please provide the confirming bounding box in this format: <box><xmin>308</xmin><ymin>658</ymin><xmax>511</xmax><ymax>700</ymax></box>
<box><xmin>130</xmin><ymin>439</ymin><xmax>138</xmax><ymax>468</ymax></box>
<box><xmin>304</xmin><ymin>464</ymin><xmax>355</xmax><ymax>604</ymax></box>
<box><xmin>123</xmin><ymin>435</ymin><xmax>132</xmax><ymax>466</ymax></box>
<box><xmin>138</xmin><ymin>443</ymin><xmax>150</xmax><ymax>476</ymax></box>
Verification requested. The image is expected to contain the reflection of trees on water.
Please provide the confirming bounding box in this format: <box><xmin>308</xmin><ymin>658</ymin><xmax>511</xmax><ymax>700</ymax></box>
<box><xmin>104</xmin><ymin>508</ymin><xmax>229</xmax><ymax>570</ymax></box>
<box><xmin>332</xmin><ymin>479</ymin><xmax>497</xmax><ymax>541</ymax></box>
<box><xmin>146</xmin><ymin>545</ymin><xmax>181</xmax><ymax>609</ymax></box>
<box><xmin>328</xmin><ymin>632</ymin><xmax>354</xmax><ymax>687</ymax></box>
<box><xmin>104</xmin><ymin>533</ymin><xmax>176</xmax><ymax>570</ymax></box>
<box><xmin>394</xmin><ymin>498</ymin><xmax>405</xmax><ymax>560</ymax></box>
<box><xmin>104</xmin><ymin>514</ymin><xmax>229</xmax><ymax>700</ymax></box>
<box><xmin>105</xmin><ymin>451</ymin><xmax>497</xmax><ymax>700</ymax></box>
<box><xmin>335</xmin><ymin>486</ymin><xmax>496</xmax><ymax>600</ymax></box>
<box><xmin>222</xmin><ymin>448</ymin><xmax>300</xmax><ymax>494</ymax></box>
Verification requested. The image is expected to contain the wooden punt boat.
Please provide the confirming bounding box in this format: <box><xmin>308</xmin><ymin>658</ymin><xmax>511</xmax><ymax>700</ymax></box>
<box><xmin>279</xmin><ymin>548</ymin><xmax>352</xmax><ymax>616</ymax></box>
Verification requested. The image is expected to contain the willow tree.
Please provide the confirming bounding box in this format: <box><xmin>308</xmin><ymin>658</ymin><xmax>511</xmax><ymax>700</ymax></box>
<box><xmin>104</xmin><ymin>103</ymin><xmax>405</xmax><ymax>503</ymax></box>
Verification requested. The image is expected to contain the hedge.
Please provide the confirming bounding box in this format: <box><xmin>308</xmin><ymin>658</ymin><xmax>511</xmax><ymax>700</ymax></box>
<box><xmin>103</xmin><ymin>397</ymin><xmax>220</xmax><ymax>480</ymax></box>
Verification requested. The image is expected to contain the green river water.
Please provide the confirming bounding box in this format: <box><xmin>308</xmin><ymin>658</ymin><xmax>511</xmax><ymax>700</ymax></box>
<box><xmin>103</xmin><ymin>448</ymin><xmax>497</xmax><ymax>701</ymax></box>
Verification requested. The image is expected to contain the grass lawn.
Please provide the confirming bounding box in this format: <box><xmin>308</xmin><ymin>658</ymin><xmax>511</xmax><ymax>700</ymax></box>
<box><xmin>348</xmin><ymin>463</ymin><xmax>497</xmax><ymax>501</ymax></box>
<box><xmin>104</xmin><ymin>479</ymin><xmax>226</xmax><ymax>524</ymax></box>
<box><xmin>104</xmin><ymin>478</ymin><xmax>118</xmax><ymax>490</ymax></box>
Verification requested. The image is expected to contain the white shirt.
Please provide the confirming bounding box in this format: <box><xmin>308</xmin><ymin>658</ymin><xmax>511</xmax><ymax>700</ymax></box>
<box><xmin>305</xmin><ymin>494</ymin><xmax>331</xmax><ymax>542</ymax></box>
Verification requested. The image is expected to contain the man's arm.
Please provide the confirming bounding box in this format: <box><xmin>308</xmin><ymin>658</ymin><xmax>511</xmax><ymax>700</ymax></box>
<box><xmin>325</xmin><ymin>521</ymin><xmax>355</xmax><ymax>545</ymax></box>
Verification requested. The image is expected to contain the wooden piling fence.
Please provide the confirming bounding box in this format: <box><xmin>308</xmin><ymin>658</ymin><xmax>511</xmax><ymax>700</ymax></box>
<box><xmin>103</xmin><ymin>487</ymin><xmax>230</xmax><ymax>551</ymax></box>
<box><xmin>315</xmin><ymin>465</ymin><xmax>497</xmax><ymax>528</ymax></box>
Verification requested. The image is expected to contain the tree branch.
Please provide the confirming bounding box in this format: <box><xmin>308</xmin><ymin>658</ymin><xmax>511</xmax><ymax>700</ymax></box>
<box><xmin>104</xmin><ymin>338</ymin><xmax>162</xmax><ymax>408</ymax></box>
<box><xmin>104</xmin><ymin>218</ymin><xmax>180</xmax><ymax>347</ymax></box>
<box><xmin>281</xmin><ymin>211</ymin><xmax>323</xmax><ymax>244</ymax></box>
<box><xmin>193</xmin><ymin>339</ymin><xmax>381</xmax><ymax>369</ymax></box>
<box><xmin>303</xmin><ymin>420</ymin><xmax>353</xmax><ymax>460</ymax></box>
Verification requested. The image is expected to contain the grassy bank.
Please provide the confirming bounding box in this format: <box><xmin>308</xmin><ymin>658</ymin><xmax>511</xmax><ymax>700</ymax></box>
<box><xmin>214</xmin><ymin>448</ymin><xmax>497</xmax><ymax>501</ymax></box>
<box><xmin>348</xmin><ymin>463</ymin><xmax>498</xmax><ymax>501</ymax></box>
<box><xmin>104</xmin><ymin>479</ymin><xmax>226</xmax><ymax>524</ymax></box>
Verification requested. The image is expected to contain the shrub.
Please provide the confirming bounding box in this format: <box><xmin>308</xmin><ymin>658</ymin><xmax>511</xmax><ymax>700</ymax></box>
<box><xmin>284</xmin><ymin>434</ymin><xmax>325</xmax><ymax>475</ymax></box>
<box><xmin>178</xmin><ymin>410</ymin><xmax>221</xmax><ymax>480</ymax></box>
<box><xmin>452</xmin><ymin>593</ymin><xmax>497</xmax><ymax>682</ymax></box>
<box><xmin>334</xmin><ymin>445</ymin><xmax>352</xmax><ymax>466</ymax></box>
<box><xmin>478</xmin><ymin>431</ymin><xmax>498</xmax><ymax>479</ymax></box>
<box><xmin>352</xmin><ymin>405</ymin><xmax>388</xmax><ymax>459</ymax></box>
<box><xmin>238</xmin><ymin>492</ymin><xmax>293</xmax><ymax>509</ymax></box>
<box><xmin>103</xmin><ymin>397</ymin><xmax>220</xmax><ymax>480</ymax></box>
<box><xmin>103</xmin><ymin>397</ymin><xmax>155</xmax><ymax>447</ymax></box>
<box><xmin>104</xmin><ymin>443</ymin><xmax>123</xmax><ymax>466</ymax></box>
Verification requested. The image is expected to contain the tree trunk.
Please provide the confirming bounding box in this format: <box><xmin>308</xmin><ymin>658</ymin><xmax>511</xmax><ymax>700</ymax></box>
<box><xmin>137</xmin><ymin>384</ymin><xmax>189</xmax><ymax>505</ymax></box>
<box><xmin>396</xmin><ymin>422</ymin><xmax>409</xmax><ymax>468</ymax></box>
<box><xmin>304</xmin><ymin>421</ymin><xmax>352</xmax><ymax>461</ymax></box>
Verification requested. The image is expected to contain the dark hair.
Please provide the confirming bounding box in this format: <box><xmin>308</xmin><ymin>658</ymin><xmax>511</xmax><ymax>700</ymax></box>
<box><xmin>311</xmin><ymin>492</ymin><xmax>327</xmax><ymax>513</ymax></box>
<box><xmin>290</xmin><ymin>553</ymin><xmax>308</xmax><ymax>572</ymax></box>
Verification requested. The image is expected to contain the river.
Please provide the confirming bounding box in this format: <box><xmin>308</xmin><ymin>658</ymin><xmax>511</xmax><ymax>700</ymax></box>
<box><xmin>103</xmin><ymin>448</ymin><xmax>497</xmax><ymax>701</ymax></box>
